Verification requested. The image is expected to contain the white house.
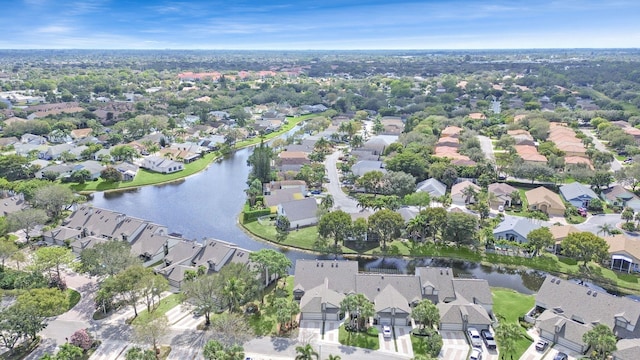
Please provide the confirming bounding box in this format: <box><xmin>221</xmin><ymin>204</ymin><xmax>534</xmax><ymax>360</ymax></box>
<box><xmin>141</xmin><ymin>156</ymin><xmax>184</xmax><ymax>174</ymax></box>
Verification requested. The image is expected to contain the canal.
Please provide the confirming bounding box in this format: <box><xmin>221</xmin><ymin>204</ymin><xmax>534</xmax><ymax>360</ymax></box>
<box><xmin>89</xmin><ymin>145</ymin><xmax>545</xmax><ymax>294</ymax></box>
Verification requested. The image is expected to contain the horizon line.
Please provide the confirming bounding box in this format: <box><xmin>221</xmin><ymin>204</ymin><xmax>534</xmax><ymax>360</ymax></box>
<box><xmin>1</xmin><ymin>47</ymin><xmax>639</xmax><ymax>51</ymax></box>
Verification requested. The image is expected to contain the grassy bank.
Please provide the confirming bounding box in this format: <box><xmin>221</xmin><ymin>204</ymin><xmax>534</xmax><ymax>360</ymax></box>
<box><xmin>68</xmin><ymin>114</ymin><xmax>314</xmax><ymax>193</ymax></box>
<box><xmin>492</xmin><ymin>288</ymin><xmax>535</xmax><ymax>360</ymax></box>
<box><xmin>241</xmin><ymin>220</ymin><xmax>640</xmax><ymax>294</ymax></box>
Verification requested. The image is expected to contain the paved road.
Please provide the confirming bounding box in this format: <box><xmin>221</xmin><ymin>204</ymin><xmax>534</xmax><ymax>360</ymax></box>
<box><xmin>478</xmin><ymin>135</ymin><xmax>495</xmax><ymax>162</ymax></box>
<box><xmin>324</xmin><ymin>150</ymin><xmax>370</xmax><ymax>215</ymax></box>
<box><xmin>575</xmin><ymin>213</ymin><xmax>623</xmax><ymax>235</ymax></box>
<box><xmin>580</xmin><ymin>128</ymin><xmax>622</xmax><ymax>171</ymax></box>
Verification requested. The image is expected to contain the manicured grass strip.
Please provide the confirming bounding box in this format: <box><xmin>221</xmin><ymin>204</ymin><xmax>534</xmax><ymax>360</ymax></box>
<box><xmin>67</xmin><ymin>289</ymin><xmax>81</xmax><ymax>310</ymax></box>
<box><xmin>492</xmin><ymin>288</ymin><xmax>534</xmax><ymax>360</ymax></box>
<box><xmin>131</xmin><ymin>294</ymin><xmax>181</xmax><ymax>325</ymax></box>
<box><xmin>338</xmin><ymin>325</ymin><xmax>380</xmax><ymax>350</ymax></box>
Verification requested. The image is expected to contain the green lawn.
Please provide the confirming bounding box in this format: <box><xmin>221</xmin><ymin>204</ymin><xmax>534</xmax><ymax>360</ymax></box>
<box><xmin>338</xmin><ymin>325</ymin><xmax>380</xmax><ymax>350</ymax></box>
<box><xmin>131</xmin><ymin>294</ymin><xmax>181</xmax><ymax>325</ymax></box>
<box><xmin>492</xmin><ymin>288</ymin><xmax>535</xmax><ymax>360</ymax></box>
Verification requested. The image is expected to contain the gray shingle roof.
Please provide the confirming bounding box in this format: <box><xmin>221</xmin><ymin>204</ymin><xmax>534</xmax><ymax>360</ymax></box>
<box><xmin>613</xmin><ymin>338</ymin><xmax>640</xmax><ymax>360</ymax></box>
<box><xmin>416</xmin><ymin>178</ymin><xmax>446</xmax><ymax>197</ymax></box>
<box><xmin>415</xmin><ymin>267</ymin><xmax>456</xmax><ymax>303</ymax></box>
<box><xmin>437</xmin><ymin>301</ymin><xmax>492</xmax><ymax>326</ymax></box>
<box><xmin>293</xmin><ymin>260</ymin><xmax>358</xmax><ymax>295</ymax></box>
<box><xmin>493</xmin><ymin>215</ymin><xmax>547</xmax><ymax>240</ymax></box>
<box><xmin>374</xmin><ymin>284</ymin><xmax>411</xmax><ymax>314</ymax></box>
<box><xmin>355</xmin><ymin>273</ymin><xmax>421</xmax><ymax>304</ymax></box>
<box><xmin>559</xmin><ymin>182</ymin><xmax>598</xmax><ymax>202</ymax></box>
<box><xmin>279</xmin><ymin>198</ymin><xmax>318</xmax><ymax>222</ymax></box>
<box><xmin>452</xmin><ymin>279</ymin><xmax>492</xmax><ymax>305</ymax></box>
<box><xmin>536</xmin><ymin>276</ymin><xmax>640</xmax><ymax>336</ymax></box>
<box><xmin>300</xmin><ymin>281</ymin><xmax>345</xmax><ymax>313</ymax></box>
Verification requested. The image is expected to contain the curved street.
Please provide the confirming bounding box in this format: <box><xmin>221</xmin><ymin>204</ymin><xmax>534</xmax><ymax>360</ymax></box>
<box><xmin>324</xmin><ymin>149</ymin><xmax>370</xmax><ymax>215</ymax></box>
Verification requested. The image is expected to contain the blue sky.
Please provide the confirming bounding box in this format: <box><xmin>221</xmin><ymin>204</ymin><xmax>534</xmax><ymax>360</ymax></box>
<box><xmin>1</xmin><ymin>0</ymin><xmax>639</xmax><ymax>49</ymax></box>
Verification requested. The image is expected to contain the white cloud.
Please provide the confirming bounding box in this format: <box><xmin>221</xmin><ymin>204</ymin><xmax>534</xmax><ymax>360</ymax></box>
<box><xmin>35</xmin><ymin>25</ymin><xmax>73</xmax><ymax>34</ymax></box>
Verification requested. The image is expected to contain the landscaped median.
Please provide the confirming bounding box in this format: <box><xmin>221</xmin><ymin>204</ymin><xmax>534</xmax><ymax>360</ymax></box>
<box><xmin>338</xmin><ymin>324</ymin><xmax>379</xmax><ymax>350</ymax></box>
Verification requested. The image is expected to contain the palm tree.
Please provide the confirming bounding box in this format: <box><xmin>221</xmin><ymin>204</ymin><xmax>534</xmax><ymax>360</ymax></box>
<box><xmin>295</xmin><ymin>344</ymin><xmax>319</xmax><ymax>360</ymax></box>
<box><xmin>622</xmin><ymin>207</ymin><xmax>634</xmax><ymax>223</ymax></box>
<box><xmin>597</xmin><ymin>223</ymin><xmax>614</xmax><ymax>236</ymax></box>
<box><xmin>350</xmin><ymin>134</ymin><xmax>364</xmax><ymax>149</ymax></box>
<box><xmin>462</xmin><ymin>186</ymin><xmax>478</xmax><ymax>205</ymax></box>
<box><xmin>222</xmin><ymin>277</ymin><xmax>246</xmax><ymax>312</ymax></box>
<box><xmin>406</xmin><ymin>214</ymin><xmax>428</xmax><ymax>242</ymax></box>
<box><xmin>509</xmin><ymin>190</ymin><xmax>522</xmax><ymax>207</ymax></box>
<box><xmin>321</xmin><ymin>194</ymin><xmax>334</xmax><ymax>210</ymax></box>
<box><xmin>327</xmin><ymin>355</ymin><xmax>341</xmax><ymax>360</ymax></box>
<box><xmin>495</xmin><ymin>322</ymin><xmax>522</xmax><ymax>360</ymax></box>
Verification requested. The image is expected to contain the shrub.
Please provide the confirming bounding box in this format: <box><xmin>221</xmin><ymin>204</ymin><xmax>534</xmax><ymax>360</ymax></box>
<box><xmin>622</xmin><ymin>222</ymin><xmax>636</xmax><ymax>232</ymax></box>
<box><xmin>70</xmin><ymin>328</ymin><xmax>93</xmax><ymax>351</ymax></box>
<box><xmin>242</xmin><ymin>208</ymin><xmax>271</xmax><ymax>222</ymax></box>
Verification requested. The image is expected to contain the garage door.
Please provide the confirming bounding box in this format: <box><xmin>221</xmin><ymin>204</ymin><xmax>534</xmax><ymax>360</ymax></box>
<box><xmin>440</xmin><ymin>323</ymin><xmax>463</xmax><ymax>331</ymax></box>
<box><xmin>468</xmin><ymin>324</ymin><xmax>490</xmax><ymax>331</ymax></box>
<box><xmin>557</xmin><ymin>336</ymin><xmax>584</xmax><ymax>353</ymax></box>
<box><xmin>325</xmin><ymin>312</ymin><xmax>340</xmax><ymax>321</ymax></box>
<box><xmin>302</xmin><ymin>312</ymin><xmax>323</xmax><ymax>320</ymax></box>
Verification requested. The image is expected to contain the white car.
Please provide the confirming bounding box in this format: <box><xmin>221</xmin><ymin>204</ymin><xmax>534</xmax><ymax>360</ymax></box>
<box><xmin>498</xmin><ymin>205</ymin><xmax>504</xmax><ymax>212</ymax></box>
<box><xmin>469</xmin><ymin>348</ymin><xmax>482</xmax><ymax>360</ymax></box>
<box><xmin>467</xmin><ymin>327</ymin><xmax>483</xmax><ymax>348</ymax></box>
<box><xmin>382</xmin><ymin>325</ymin><xmax>392</xmax><ymax>338</ymax></box>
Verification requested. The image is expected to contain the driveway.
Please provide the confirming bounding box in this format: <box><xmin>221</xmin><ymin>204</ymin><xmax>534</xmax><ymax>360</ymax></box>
<box><xmin>324</xmin><ymin>150</ymin><xmax>370</xmax><ymax>215</ymax></box>
<box><xmin>580</xmin><ymin>128</ymin><xmax>622</xmax><ymax>171</ymax></box>
<box><xmin>575</xmin><ymin>213</ymin><xmax>622</xmax><ymax>234</ymax></box>
<box><xmin>438</xmin><ymin>331</ymin><xmax>469</xmax><ymax>359</ymax></box>
<box><xmin>478</xmin><ymin>135</ymin><xmax>495</xmax><ymax>162</ymax></box>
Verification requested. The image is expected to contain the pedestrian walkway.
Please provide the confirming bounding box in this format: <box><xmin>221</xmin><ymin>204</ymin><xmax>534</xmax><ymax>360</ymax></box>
<box><xmin>395</xmin><ymin>326</ymin><xmax>414</xmax><ymax>358</ymax></box>
<box><xmin>166</xmin><ymin>345</ymin><xmax>202</xmax><ymax>360</ymax></box>
<box><xmin>323</xmin><ymin>321</ymin><xmax>340</xmax><ymax>343</ymax></box>
<box><xmin>89</xmin><ymin>340</ymin><xmax>129</xmax><ymax>360</ymax></box>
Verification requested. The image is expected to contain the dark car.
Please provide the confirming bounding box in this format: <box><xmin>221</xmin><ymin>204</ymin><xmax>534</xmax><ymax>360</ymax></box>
<box><xmin>535</xmin><ymin>339</ymin><xmax>549</xmax><ymax>351</ymax></box>
<box><xmin>481</xmin><ymin>329</ymin><xmax>497</xmax><ymax>350</ymax></box>
<box><xmin>553</xmin><ymin>352</ymin><xmax>568</xmax><ymax>360</ymax></box>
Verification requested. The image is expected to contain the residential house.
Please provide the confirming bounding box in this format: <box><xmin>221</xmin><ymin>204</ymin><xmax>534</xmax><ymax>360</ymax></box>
<box><xmin>141</xmin><ymin>156</ymin><xmax>184</xmax><ymax>174</ymax></box>
<box><xmin>441</xmin><ymin>126</ymin><xmax>463</xmax><ymax>138</ymax></box>
<box><xmin>613</xmin><ymin>339</ymin><xmax>640</xmax><ymax>360</ymax></box>
<box><xmin>525</xmin><ymin>187</ymin><xmax>566</xmax><ymax>216</ymax></box>
<box><xmin>0</xmin><ymin>195</ymin><xmax>27</xmax><ymax>216</ymax></box>
<box><xmin>361</xmin><ymin>135</ymin><xmax>397</xmax><ymax>155</ymax></box>
<box><xmin>532</xmin><ymin>276</ymin><xmax>640</xmax><ymax>353</ymax></box>
<box><xmin>68</xmin><ymin>236</ymin><xmax>109</xmax><ymax>255</ymax></box>
<box><xmin>559</xmin><ymin>182</ymin><xmax>599</xmax><ymax>209</ymax></box>
<box><xmin>294</xmin><ymin>261</ymin><xmax>494</xmax><ymax>330</ymax></box>
<box><xmin>35</xmin><ymin>164</ymin><xmax>75</xmax><ymax>179</ymax></box>
<box><xmin>514</xmin><ymin>145</ymin><xmax>547</xmax><ymax>164</ymax></box>
<box><xmin>493</xmin><ymin>215</ymin><xmax>547</xmax><ymax>243</ymax></box>
<box><xmin>351</xmin><ymin>160</ymin><xmax>386</xmax><ymax>177</ymax></box>
<box><xmin>278</xmin><ymin>151</ymin><xmax>310</xmax><ymax>172</ymax></box>
<box><xmin>263</xmin><ymin>180</ymin><xmax>307</xmax><ymax>196</ymax></box>
<box><xmin>130</xmin><ymin>224</ymin><xmax>180</xmax><ymax>266</ymax></box>
<box><xmin>21</xmin><ymin>133</ymin><xmax>47</xmax><ymax>145</ymax></box>
<box><xmin>0</xmin><ymin>136</ymin><xmax>19</xmax><ymax>148</ymax></box>
<box><xmin>70</xmin><ymin>128</ymin><xmax>93</xmax><ymax>140</ymax></box>
<box><xmin>487</xmin><ymin>182</ymin><xmax>518</xmax><ymax>209</ymax></box>
<box><xmin>73</xmin><ymin>160</ymin><xmax>105</xmax><ymax>180</ymax></box>
<box><xmin>451</xmin><ymin>181</ymin><xmax>480</xmax><ymax>206</ymax></box>
<box><xmin>379</xmin><ymin>117</ymin><xmax>405</xmax><ymax>135</ymax></box>
<box><xmin>624</xmin><ymin>127</ymin><xmax>640</xmax><ymax>145</ymax></box>
<box><xmin>604</xmin><ymin>234</ymin><xmax>640</xmax><ymax>273</ymax></box>
<box><xmin>277</xmin><ymin>198</ymin><xmax>318</xmax><ymax>229</ymax></box>
<box><xmin>601</xmin><ymin>185</ymin><xmax>640</xmax><ymax>211</ymax></box>
<box><xmin>114</xmin><ymin>162</ymin><xmax>139</xmax><ymax>181</ymax></box>
<box><xmin>549</xmin><ymin>225</ymin><xmax>580</xmax><ymax>254</ymax></box>
<box><xmin>42</xmin><ymin>143</ymin><xmax>75</xmax><ymax>160</ymax></box>
<box><xmin>264</xmin><ymin>187</ymin><xmax>303</xmax><ymax>209</ymax></box>
<box><xmin>415</xmin><ymin>178</ymin><xmax>446</xmax><ymax>198</ymax></box>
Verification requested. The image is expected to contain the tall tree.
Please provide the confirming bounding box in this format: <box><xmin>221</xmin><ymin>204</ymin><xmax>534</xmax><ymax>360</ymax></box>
<box><xmin>422</xmin><ymin>207</ymin><xmax>448</xmax><ymax>243</ymax></box>
<box><xmin>32</xmin><ymin>246</ymin><xmax>74</xmax><ymax>283</ymax></box>
<box><xmin>181</xmin><ymin>274</ymin><xmax>221</xmax><ymax>326</ymax></box>
<box><xmin>562</xmin><ymin>232</ymin><xmax>609</xmax><ymax>266</ymax></box>
<box><xmin>248</xmin><ymin>141</ymin><xmax>273</xmax><ymax>184</ymax></box>
<box><xmin>249</xmin><ymin>249</ymin><xmax>292</xmax><ymax>288</ymax></box>
<box><xmin>318</xmin><ymin>210</ymin><xmax>353</xmax><ymax>250</ymax></box>
<box><xmin>411</xmin><ymin>299</ymin><xmax>440</xmax><ymax>334</ymax></box>
<box><xmin>368</xmin><ymin>209</ymin><xmax>405</xmax><ymax>250</ymax></box>
<box><xmin>111</xmin><ymin>265</ymin><xmax>154</xmax><ymax>317</ymax></box>
<box><xmin>443</xmin><ymin>212</ymin><xmax>478</xmax><ymax>247</ymax></box>
<box><xmin>80</xmin><ymin>240</ymin><xmax>140</xmax><ymax>276</ymax></box>
<box><xmin>583</xmin><ymin>324</ymin><xmax>617</xmax><ymax>360</ymax></box>
<box><xmin>6</xmin><ymin>208</ymin><xmax>48</xmax><ymax>240</ymax></box>
<box><xmin>526</xmin><ymin>227</ymin><xmax>554</xmax><ymax>256</ymax></box>
<box><xmin>139</xmin><ymin>273</ymin><xmax>169</xmax><ymax>313</ymax></box>
<box><xmin>495</xmin><ymin>322</ymin><xmax>521</xmax><ymax>360</ymax></box>
<box><xmin>340</xmin><ymin>293</ymin><xmax>375</xmax><ymax>332</ymax></box>
<box><xmin>245</xmin><ymin>178</ymin><xmax>263</xmax><ymax>207</ymax></box>
<box><xmin>132</xmin><ymin>312</ymin><xmax>169</xmax><ymax>359</ymax></box>
<box><xmin>32</xmin><ymin>184</ymin><xmax>75</xmax><ymax>219</ymax></box>
<box><xmin>274</xmin><ymin>297</ymin><xmax>300</xmax><ymax>333</ymax></box>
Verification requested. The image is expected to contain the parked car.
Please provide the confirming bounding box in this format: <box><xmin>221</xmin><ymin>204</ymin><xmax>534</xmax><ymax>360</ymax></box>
<box><xmin>467</xmin><ymin>327</ymin><xmax>483</xmax><ymax>348</ymax></box>
<box><xmin>498</xmin><ymin>205</ymin><xmax>504</xmax><ymax>212</ymax></box>
<box><xmin>382</xmin><ymin>325</ymin><xmax>392</xmax><ymax>338</ymax></box>
<box><xmin>553</xmin><ymin>352</ymin><xmax>568</xmax><ymax>360</ymax></box>
<box><xmin>469</xmin><ymin>348</ymin><xmax>482</xmax><ymax>360</ymax></box>
<box><xmin>480</xmin><ymin>329</ymin><xmax>497</xmax><ymax>350</ymax></box>
<box><xmin>578</xmin><ymin>207</ymin><xmax>587</xmax><ymax>217</ymax></box>
<box><xmin>535</xmin><ymin>339</ymin><xmax>549</xmax><ymax>351</ymax></box>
